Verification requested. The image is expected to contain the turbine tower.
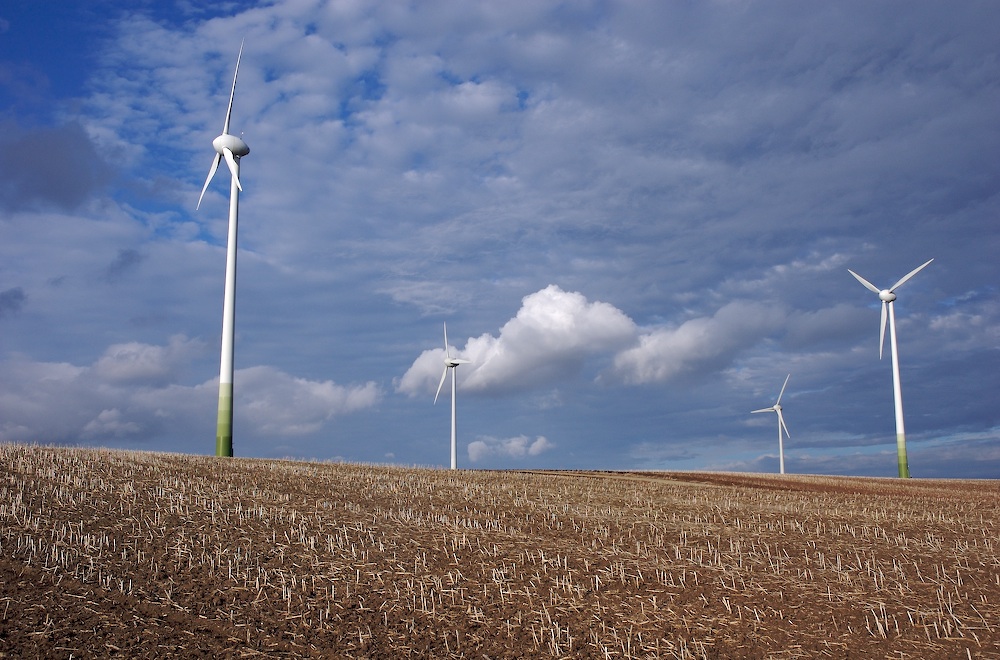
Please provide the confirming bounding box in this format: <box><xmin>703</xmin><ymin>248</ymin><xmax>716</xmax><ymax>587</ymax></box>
<box><xmin>197</xmin><ymin>41</ymin><xmax>250</xmax><ymax>457</ymax></box>
<box><xmin>848</xmin><ymin>258</ymin><xmax>933</xmax><ymax>478</ymax></box>
<box><xmin>434</xmin><ymin>322</ymin><xmax>470</xmax><ymax>470</ymax></box>
<box><xmin>751</xmin><ymin>373</ymin><xmax>791</xmax><ymax>474</ymax></box>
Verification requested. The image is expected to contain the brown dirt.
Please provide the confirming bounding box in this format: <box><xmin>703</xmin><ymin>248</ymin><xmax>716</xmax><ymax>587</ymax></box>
<box><xmin>1</xmin><ymin>445</ymin><xmax>998</xmax><ymax>658</ymax></box>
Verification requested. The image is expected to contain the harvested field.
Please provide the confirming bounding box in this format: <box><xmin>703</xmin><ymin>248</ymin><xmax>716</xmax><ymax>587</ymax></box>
<box><xmin>1</xmin><ymin>444</ymin><xmax>998</xmax><ymax>658</ymax></box>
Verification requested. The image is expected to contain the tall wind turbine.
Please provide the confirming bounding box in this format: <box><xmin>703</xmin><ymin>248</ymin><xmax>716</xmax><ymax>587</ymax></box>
<box><xmin>434</xmin><ymin>322</ymin><xmax>470</xmax><ymax>470</ymax></box>
<box><xmin>751</xmin><ymin>374</ymin><xmax>791</xmax><ymax>474</ymax></box>
<box><xmin>197</xmin><ymin>41</ymin><xmax>250</xmax><ymax>458</ymax></box>
<box><xmin>848</xmin><ymin>258</ymin><xmax>933</xmax><ymax>478</ymax></box>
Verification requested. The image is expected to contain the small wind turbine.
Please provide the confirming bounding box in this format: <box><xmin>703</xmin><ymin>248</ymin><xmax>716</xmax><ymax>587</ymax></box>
<box><xmin>848</xmin><ymin>258</ymin><xmax>933</xmax><ymax>478</ymax></box>
<box><xmin>197</xmin><ymin>41</ymin><xmax>250</xmax><ymax>458</ymax></box>
<box><xmin>751</xmin><ymin>373</ymin><xmax>791</xmax><ymax>474</ymax></box>
<box><xmin>434</xmin><ymin>322</ymin><xmax>470</xmax><ymax>470</ymax></box>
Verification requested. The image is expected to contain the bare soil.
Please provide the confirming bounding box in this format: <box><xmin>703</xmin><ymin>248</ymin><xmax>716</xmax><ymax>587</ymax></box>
<box><xmin>1</xmin><ymin>445</ymin><xmax>998</xmax><ymax>658</ymax></box>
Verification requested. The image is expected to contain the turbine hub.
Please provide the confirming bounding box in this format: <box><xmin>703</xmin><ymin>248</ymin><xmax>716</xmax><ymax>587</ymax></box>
<box><xmin>773</xmin><ymin>404</ymin><xmax>782</xmax><ymax>412</ymax></box>
<box><xmin>878</xmin><ymin>289</ymin><xmax>896</xmax><ymax>302</ymax></box>
<box><xmin>213</xmin><ymin>134</ymin><xmax>250</xmax><ymax>158</ymax></box>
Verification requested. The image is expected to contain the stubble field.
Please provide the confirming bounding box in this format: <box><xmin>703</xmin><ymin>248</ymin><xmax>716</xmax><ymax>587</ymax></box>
<box><xmin>1</xmin><ymin>444</ymin><xmax>998</xmax><ymax>658</ymax></box>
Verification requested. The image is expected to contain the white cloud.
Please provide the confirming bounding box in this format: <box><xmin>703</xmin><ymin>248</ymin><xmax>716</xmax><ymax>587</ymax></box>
<box><xmin>467</xmin><ymin>434</ymin><xmax>554</xmax><ymax>463</ymax></box>
<box><xmin>82</xmin><ymin>408</ymin><xmax>142</xmax><ymax>440</ymax></box>
<box><xmin>607</xmin><ymin>301</ymin><xmax>785</xmax><ymax>385</ymax></box>
<box><xmin>397</xmin><ymin>284</ymin><xmax>637</xmax><ymax>397</ymax></box>
<box><xmin>0</xmin><ymin>357</ymin><xmax>98</xmax><ymax>443</ymax></box>
<box><xmin>236</xmin><ymin>366</ymin><xmax>380</xmax><ymax>435</ymax></box>
<box><xmin>928</xmin><ymin>299</ymin><xmax>1000</xmax><ymax>351</ymax></box>
<box><xmin>0</xmin><ymin>340</ymin><xmax>381</xmax><ymax>445</ymax></box>
<box><xmin>92</xmin><ymin>335</ymin><xmax>206</xmax><ymax>385</ymax></box>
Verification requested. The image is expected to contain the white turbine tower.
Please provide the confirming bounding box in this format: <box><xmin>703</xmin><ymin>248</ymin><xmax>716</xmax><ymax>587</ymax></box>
<box><xmin>848</xmin><ymin>258</ymin><xmax>933</xmax><ymax>478</ymax></box>
<box><xmin>197</xmin><ymin>41</ymin><xmax>250</xmax><ymax>458</ymax></box>
<box><xmin>434</xmin><ymin>322</ymin><xmax>470</xmax><ymax>470</ymax></box>
<box><xmin>751</xmin><ymin>374</ymin><xmax>791</xmax><ymax>474</ymax></box>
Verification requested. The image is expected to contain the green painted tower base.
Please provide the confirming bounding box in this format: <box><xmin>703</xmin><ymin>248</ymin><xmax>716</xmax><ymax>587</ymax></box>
<box><xmin>216</xmin><ymin>382</ymin><xmax>233</xmax><ymax>457</ymax></box>
<box><xmin>896</xmin><ymin>434</ymin><xmax>909</xmax><ymax>478</ymax></box>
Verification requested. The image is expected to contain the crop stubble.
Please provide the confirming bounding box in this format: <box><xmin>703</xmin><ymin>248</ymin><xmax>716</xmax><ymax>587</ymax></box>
<box><xmin>1</xmin><ymin>444</ymin><xmax>998</xmax><ymax>658</ymax></box>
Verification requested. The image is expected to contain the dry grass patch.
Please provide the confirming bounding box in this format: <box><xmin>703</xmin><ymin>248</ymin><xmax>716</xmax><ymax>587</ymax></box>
<box><xmin>1</xmin><ymin>445</ymin><xmax>998</xmax><ymax>658</ymax></box>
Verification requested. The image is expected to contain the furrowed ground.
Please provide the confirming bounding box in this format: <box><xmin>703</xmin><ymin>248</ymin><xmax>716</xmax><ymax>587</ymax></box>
<box><xmin>1</xmin><ymin>444</ymin><xmax>998</xmax><ymax>658</ymax></box>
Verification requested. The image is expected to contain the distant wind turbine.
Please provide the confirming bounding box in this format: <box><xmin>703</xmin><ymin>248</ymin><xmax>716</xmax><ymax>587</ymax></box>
<box><xmin>751</xmin><ymin>374</ymin><xmax>791</xmax><ymax>474</ymax></box>
<box><xmin>197</xmin><ymin>41</ymin><xmax>251</xmax><ymax>458</ymax></box>
<box><xmin>434</xmin><ymin>322</ymin><xmax>470</xmax><ymax>470</ymax></box>
<box><xmin>848</xmin><ymin>258</ymin><xmax>933</xmax><ymax>478</ymax></box>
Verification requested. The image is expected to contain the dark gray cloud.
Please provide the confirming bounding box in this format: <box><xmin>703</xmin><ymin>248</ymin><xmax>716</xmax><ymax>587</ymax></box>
<box><xmin>0</xmin><ymin>121</ymin><xmax>112</xmax><ymax>211</ymax></box>
<box><xmin>106</xmin><ymin>248</ymin><xmax>145</xmax><ymax>282</ymax></box>
<box><xmin>0</xmin><ymin>287</ymin><xmax>26</xmax><ymax>318</ymax></box>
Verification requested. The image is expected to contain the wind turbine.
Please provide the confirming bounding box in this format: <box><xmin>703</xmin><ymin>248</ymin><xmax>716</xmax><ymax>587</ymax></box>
<box><xmin>197</xmin><ymin>41</ymin><xmax>250</xmax><ymax>458</ymax></box>
<box><xmin>751</xmin><ymin>374</ymin><xmax>791</xmax><ymax>474</ymax></box>
<box><xmin>848</xmin><ymin>258</ymin><xmax>933</xmax><ymax>478</ymax></box>
<box><xmin>434</xmin><ymin>322</ymin><xmax>470</xmax><ymax>470</ymax></box>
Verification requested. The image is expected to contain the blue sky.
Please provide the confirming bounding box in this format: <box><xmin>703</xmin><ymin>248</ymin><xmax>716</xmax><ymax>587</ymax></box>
<box><xmin>1</xmin><ymin>0</ymin><xmax>998</xmax><ymax>477</ymax></box>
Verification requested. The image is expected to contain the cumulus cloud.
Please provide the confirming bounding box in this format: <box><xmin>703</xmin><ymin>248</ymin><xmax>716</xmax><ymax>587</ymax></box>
<box><xmin>0</xmin><ymin>358</ymin><xmax>92</xmax><ymax>443</ymax></box>
<box><xmin>92</xmin><ymin>335</ymin><xmax>206</xmax><ymax>386</ymax></box>
<box><xmin>467</xmin><ymin>434</ymin><xmax>554</xmax><ymax>463</ymax></box>
<box><xmin>236</xmin><ymin>366</ymin><xmax>380</xmax><ymax>435</ymax></box>
<box><xmin>397</xmin><ymin>285</ymin><xmax>637</xmax><ymax>397</ymax></box>
<box><xmin>607</xmin><ymin>301</ymin><xmax>786</xmax><ymax>385</ymax></box>
<box><xmin>82</xmin><ymin>408</ymin><xmax>142</xmax><ymax>440</ymax></box>
<box><xmin>0</xmin><ymin>339</ymin><xmax>381</xmax><ymax>445</ymax></box>
<box><xmin>398</xmin><ymin>287</ymin><xmax>792</xmax><ymax>397</ymax></box>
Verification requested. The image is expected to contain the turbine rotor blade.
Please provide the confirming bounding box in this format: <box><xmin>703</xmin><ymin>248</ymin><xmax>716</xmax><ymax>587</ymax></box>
<box><xmin>848</xmin><ymin>269</ymin><xmax>881</xmax><ymax>294</ymax></box>
<box><xmin>751</xmin><ymin>407</ymin><xmax>774</xmax><ymax>414</ymax></box>
<box><xmin>776</xmin><ymin>373</ymin><xmax>790</xmax><ymax>405</ymax></box>
<box><xmin>443</xmin><ymin>322</ymin><xmax>451</xmax><ymax>359</ymax></box>
<box><xmin>879</xmin><ymin>301</ymin><xmax>888</xmax><ymax>360</ymax></box>
<box><xmin>222</xmin><ymin>40</ymin><xmax>244</xmax><ymax>136</ymax></box>
<box><xmin>434</xmin><ymin>366</ymin><xmax>449</xmax><ymax>404</ymax></box>
<box><xmin>777</xmin><ymin>409</ymin><xmax>790</xmax><ymax>438</ymax></box>
<box><xmin>222</xmin><ymin>147</ymin><xmax>243</xmax><ymax>191</ymax></box>
<box><xmin>889</xmin><ymin>258</ymin><xmax>934</xmax><ymax>292</ymax></box>
<box><xmin>196</xmin><ymin>153</ymin><xmax>222</xmax><ymax>210</ymax></box>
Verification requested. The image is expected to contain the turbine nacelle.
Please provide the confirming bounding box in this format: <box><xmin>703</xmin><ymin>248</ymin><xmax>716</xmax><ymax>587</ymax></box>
<box><xmin>213</xmin><ymin>134</ymin><xmax>250</xmax><ymax>158</ymax></box>
<box><xmin>751</xmin><ymin>404</ymin><xmax>790</xmax><ymax>438</ymax></box>
<box><xmin>196</xmin><ymin>41</ymin><xmax>249</xmax><ymax>210</ymax></box>
<box><xmin>434</xmin><ymin>322</ymin><xmax>471</xmax><ymax>404</ymax></box>
<box><xmin>751</xmin><ymin>373</ymin><xmax>791</xmax><ymax>474</ymax></box>
<box><xmin>849</xmin><ymin>259</ymin><xmax>933</xmax><ymax>359</ymax></box>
